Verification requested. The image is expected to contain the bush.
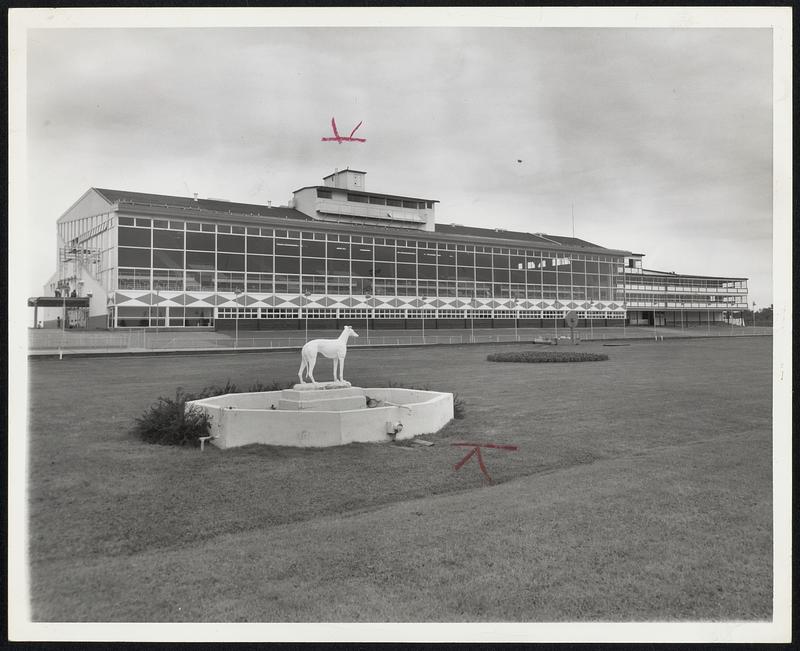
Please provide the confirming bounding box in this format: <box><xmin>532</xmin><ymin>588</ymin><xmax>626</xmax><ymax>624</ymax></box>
<box><xmin>487</xmin><ymin>351</ymin><xmax>609</xmax><ymax>363</ymax></box>
<box><xmin>134</xmin><ymin>379</ymin><xmax>294</xmax><ymax>446</ymax></box>
<box><xmin>132</xmin><ymin>388</ymin><xmax>212</xmax><ymax>447</ymax></box>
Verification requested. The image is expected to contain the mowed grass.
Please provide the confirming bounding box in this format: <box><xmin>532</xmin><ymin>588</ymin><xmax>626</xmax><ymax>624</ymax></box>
<box><xmin>26</xmin><ymin>337</ymin><xmax>773</xmax><ymax>622</ymax></box>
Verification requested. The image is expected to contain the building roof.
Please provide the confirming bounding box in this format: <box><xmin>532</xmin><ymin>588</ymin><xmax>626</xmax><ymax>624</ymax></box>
<box><xmin>322</xmin><ymin>169</ymin><xmax>368</xmax><ymax>179</ymax></box>
<box><xmin>435</xmin><ymin>223</ymin><xmax>630</xmax><ymax>254</ymax></box>
<box><xmin>93</xmin><ymin>188</ymin><xmax>309</xmax><ymax>221</ymax></box>
<box><xmin>641</xmin><ymin>268</ymin><xmax>747</xmax><ymax>281</ymax></box>
<box><xmin>91</xmin><ymin>187</ymin><xmax>628</xmax><ymax>254</ymax></box>
<box><xmin>292</xmin><ymin>185</ymin><xmax>439</xmax><ymax>204</ymax></box>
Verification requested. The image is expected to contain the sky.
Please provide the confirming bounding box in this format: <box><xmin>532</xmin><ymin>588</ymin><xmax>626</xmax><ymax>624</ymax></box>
<box><xmin>23</xmin><ymin>23</ymin><xmax>775</xmax><ymax>307</ymax></box>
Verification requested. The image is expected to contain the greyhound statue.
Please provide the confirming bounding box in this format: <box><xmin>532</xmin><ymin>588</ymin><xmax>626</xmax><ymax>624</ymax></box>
<box><xmin>298</xmin><ymin>325</ymin><xmax>359</xmax><ymax>385</ymax></box>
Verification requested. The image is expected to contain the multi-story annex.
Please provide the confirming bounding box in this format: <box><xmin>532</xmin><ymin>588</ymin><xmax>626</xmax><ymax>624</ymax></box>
<box><xmin>36</xmin><ymin>168</ymin><xmax>749</xmax><ymax>330</ymax></box>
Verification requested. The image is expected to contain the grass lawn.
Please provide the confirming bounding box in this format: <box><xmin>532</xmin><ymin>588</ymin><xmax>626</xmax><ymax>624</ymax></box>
<box><xmin>25</xmin><ymin>337</ymin><xmax>773</xmax><ymax>622</ymax></box>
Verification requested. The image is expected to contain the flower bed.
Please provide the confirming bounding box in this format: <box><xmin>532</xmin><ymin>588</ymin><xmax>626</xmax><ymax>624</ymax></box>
<box><xmin>487</xmin><ymin>351</ymin><xmax>609</xmax><ymax>363</ymax></box>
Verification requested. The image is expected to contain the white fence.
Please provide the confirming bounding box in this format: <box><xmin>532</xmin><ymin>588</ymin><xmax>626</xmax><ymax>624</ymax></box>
<box><xmin>29</xmin><ymin>324</ymin><xmax>773</xmax><ymax>354</ymax></box>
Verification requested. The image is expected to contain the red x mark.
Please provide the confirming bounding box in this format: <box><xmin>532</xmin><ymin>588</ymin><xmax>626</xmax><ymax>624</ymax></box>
<box><xmin>321</xmin><ymin>117</ymin><xmax>366</xmax><ymax>143</ymax></box>
<box><xmin>452</xmin><ymin>442</ymin><xmax>518</xmax><ymax>483</ymax></box>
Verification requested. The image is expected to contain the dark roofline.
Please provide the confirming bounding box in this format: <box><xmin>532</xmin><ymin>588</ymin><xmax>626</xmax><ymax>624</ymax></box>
<box><xmin>293</xmin><ymin>185</ymin><xmax>439</xmax><ymax>204</ymax></box>
<box><xmin>93</xmin><ymin>188</ymin><xmax>306</xmax><ymax>220</ymax></box>
<box><xmin>642</xmin><ymin>268</ymin><xmax>747</xmax><ymax>281</ymax></box>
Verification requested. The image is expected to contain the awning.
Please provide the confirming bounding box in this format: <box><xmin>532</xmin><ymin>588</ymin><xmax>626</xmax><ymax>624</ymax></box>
<box><xmin>27</xmin><ymin>297</ymin><xmax>90</xmax><ymax>308</ymax></box>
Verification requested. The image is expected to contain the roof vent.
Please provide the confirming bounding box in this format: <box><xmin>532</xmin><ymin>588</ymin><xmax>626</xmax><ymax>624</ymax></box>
<box><xmin>193</xmin><ymin>193</ymin><xmax>198</xmax><ymax>202</ymax></box>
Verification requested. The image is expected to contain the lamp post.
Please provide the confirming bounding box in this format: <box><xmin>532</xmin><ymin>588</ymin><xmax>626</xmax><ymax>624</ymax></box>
<box><xmin>653</xmin><ymin>305</ymin><xmax>658</xmax><ymax>341</ymax></box>
<box><xmin>470</xmin><ymin>294</ymin><xmax>475</xmax><ymax>344</ymax></box>
<box><xmin>303</xmin><ymin>289</ymin><xmax>311</xmax><ymax>342</ymax></box>
<box><xmin>420</xmin><ymin>294</ymin><xmax>426</xmax><ymax>344</ymax></box>
<box><xmin>233</xmin><ymin>286</ymin><xmax>242</xmax><ymax>349</ymax></box>
<box><xmin>589</xmin><ymin>299</ymin><xmax>594</xmax><ymax>341</ymax></box>
<box><xmin>513</xmin><ymin>296</ymin><xmax>519</xmax><ymax>342</ymax></box>
<box><xmin>364</xmin><ymin>292</ymin><xmax>372</xmax><ymax>345</ymax></box>
<box><xmin>752</xmin><ymin>301</ymin><xmax>756</xmax><ymax>332</ymax></box>
<box><xmin>154</xmin><ymin>283</ymin><xmax>161</xmax><ymax>336</ymax></box>
<box><xmin>680</xmin><ymin>301</ymin><xmax>685</xmax><ymax>333</ymax></box>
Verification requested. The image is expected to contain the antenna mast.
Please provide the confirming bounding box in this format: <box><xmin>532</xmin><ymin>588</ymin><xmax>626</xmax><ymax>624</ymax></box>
<box><xmin>572</xmin><ymin>203</ymin><xmax>575</xmax><ymax>238</ymax></box>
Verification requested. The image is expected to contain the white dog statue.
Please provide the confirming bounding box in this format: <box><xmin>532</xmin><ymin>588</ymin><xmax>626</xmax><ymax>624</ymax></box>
<box><xmin>298</xmin><ymin>325</ymin><xmax>359</xmax><ymax>385</ymax></box>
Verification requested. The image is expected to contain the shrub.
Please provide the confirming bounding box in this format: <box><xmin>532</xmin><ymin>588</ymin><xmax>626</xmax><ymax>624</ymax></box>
<box><xmin>134</xmin><ymin>379</ymin><xmax>294</xmax><ymax>446</ymax></box>
<box><xmin>132</xmin><ymin>388</ymin><xmax>211</xmax><ymax>447</ymax></box>
<box><xmin>487</xmin><ymin>351</ymin><xmax>608</xmax><ymax>363</ymax></box>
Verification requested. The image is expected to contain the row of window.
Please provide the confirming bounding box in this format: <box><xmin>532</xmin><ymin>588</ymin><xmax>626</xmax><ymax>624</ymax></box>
<box><xmin>625</xmin><ymin>283</ymin><xmax>747</xmax><ymax>292</ymax></box>
<box><xmin>117</xmin><ymin>268</ymin><xmax>619</xmax><ymax>300</ymax></box>
<box><xmin>116</xmin><ymin>222</ymin><xmax>622</xmax><ymax>261</ymax></box>
<box><xmin>117</xmin><ymin>249</ymin><xmax>618</xmax><ymax>286</ymax></box>
<box><xmin>213</xmin><ymin>307</ymin><xmax>624</xmax><ymax>319</ymax></box>
<box><xmin>118</xmin><ymin>230</ymin><xmax>620</xmax><ymax>274</ymax></box>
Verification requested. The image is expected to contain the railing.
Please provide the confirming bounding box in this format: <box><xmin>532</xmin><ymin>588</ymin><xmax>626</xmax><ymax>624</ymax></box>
<box><xmin>29</xmin><ymin>323</ymin><xmax>773</xmax><ymax>355</ymax></box>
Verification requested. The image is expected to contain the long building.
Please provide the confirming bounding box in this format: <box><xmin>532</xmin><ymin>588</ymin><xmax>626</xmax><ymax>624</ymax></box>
<box><xmin>41</xmin><ymin>168</ymin><xmax>749</xmax><ymax>330</ymax></box>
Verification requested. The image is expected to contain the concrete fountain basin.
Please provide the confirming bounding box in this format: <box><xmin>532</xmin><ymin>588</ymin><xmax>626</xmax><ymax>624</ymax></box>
<box><xmin>186</xmin><ymin>385</ymin><xmax>454</xmax><ymax>449</ymax></box>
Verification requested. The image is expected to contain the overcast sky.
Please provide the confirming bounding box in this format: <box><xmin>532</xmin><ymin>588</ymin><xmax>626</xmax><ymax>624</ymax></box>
<box><xmin>24</xmin><ymin>25</ymin><xmax>774</xmax><ymax>306</ymax></box>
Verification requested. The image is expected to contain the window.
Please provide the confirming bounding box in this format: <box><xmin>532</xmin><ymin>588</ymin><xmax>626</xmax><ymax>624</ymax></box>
<box><xmin>275</xmin><ymin>256</ymin><xmax>300</xmax><ymax>274</ymax></box>
<box><xmin>397</xmin><ymin>263</ymin><xmax>416</xmax><ymax>279</ymax></box>
<box><xmin>218</xmin><ymin>234</ymin><xmax>245</xmax><ymax>253</ymax></box>
<box><xmin>218</xmin><ymin>253</ymin><xmax>245</xmax><ymax>272</ymax></box>
<box><xmin>118</xmin><ymin>227</ymin><xmax>151</xmax><ymax>248</ymax></box>
<box><xmin>186</xmin><ymin>271</ymin><xmax>215</xmax><ymax>291</ymax></box>
<box><xmin>351</xmin><ymin>245</ymin><xmax>373</xmax><ymax>260</ymax></box>
<box><xmin>186</xmin><ymin>251</ymin><xmax>215</xmax><ymax>270</ymax></box>
<box><xmin>351</xmin><ymin>260</ymin><xmax>373</xmax><ymax>277</ymax></box>
<box><xmin>118</xmin><ymin>268</ymin><xmax>150</xmax><ymax>290</ymax></box>
<box><xmin>118</xmin><ymin>247</ymin><xmax>151</xmax><ymax>268</ymax></box>
<box><xmin>301</xmin><ymin>240</ymin><xmax>325</xmax><ymax>258</ymax></box>
<box><xmin>418</xmin><ymin>264</ymin><xmax>436</xmax><ymax>280</ymax></box>
<box><xmin>217</xmin><ymin>272</ymin><xmax>245</xmax><ymax>292</ymax></box>
<box><xmin>374</xmin><ymin>278</ymin><xmax>395</xmax><ymax>295</ymax></box>
<box><xmin>317</xmin><ymin>188</ymin><xmax>333</xmax><ymax>199</ymax></box>
<box><xmin>438</xmin><ymin>265</ymin><xmax>457</xmax><ymax>280</ymax></box>
<box><xmin>153</xmin><ymin>229</ymin><xmax>183</xmax><ymax>249</ymax></box>
<box><xmin>247</xmin><ymin>236</ymin><xmax>273</xmax><ymax>255</ymax></box>
<box><xmin>373</xmin><ymin>262</ymin><xmax>395</xmax><ymax>277</ymax></box>
<box><xmin>347</xmin><ymin>193</ymin><xmax>368</xmax><ymax>203</ymax></box>
<box><xmin>327</xmin><ymin>242</ymin><xmax>350</xmax><ymax>258</ymax></box>
<box><xmin>301</xmin><ymin>257</ymin><xmax>325</xmax><ymax>275</ymax></box>
<box><xmin>246</xmin><ymin>273</ymin><xmax>273</xmax><ymax>293</ymax></box>
<box><xmin>186</xmin><ymin>232</ymin><xmax>215</xmax><ymax>251</ymax></box>
<box><xmin>153</xmin><ymin>269</ymin><xmax>184</xmax><ymax>291</ymax></box>
<box><xmin>247</xmin><ymin>255</ymin><xmax>273</xmax><ymax>273</ymax></box>
<box><xmin>274</xmin><ymin>274</ymin><xmax>300</xmax><ymax>293</ymax></box>
<box><xmin>153</xmin><ymin>249</ymin><xmax>183</xmax><ymax>269</ymax></box>
<box><xmin>369</xmin><ymin>196</ymin><xmax>386</xmax><ymax>205</ymax></box>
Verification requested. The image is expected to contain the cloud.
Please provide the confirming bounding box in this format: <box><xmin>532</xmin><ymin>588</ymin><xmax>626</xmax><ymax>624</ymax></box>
<box><xmin>22</xmin><ymin>26</ymin><xmax>774</xmax><ymax>305</ymax></box>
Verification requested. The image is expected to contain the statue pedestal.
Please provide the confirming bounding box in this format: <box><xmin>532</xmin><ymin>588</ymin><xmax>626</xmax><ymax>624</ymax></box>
<box><xmin>279</xmin><ymin>386</ymin><xmax>366</xmax><ymax>412</ymax></box>
<box><xmin>292</xmin><ymin>380</ymin><xmax>352</xmax><ymax>391</ymax></box>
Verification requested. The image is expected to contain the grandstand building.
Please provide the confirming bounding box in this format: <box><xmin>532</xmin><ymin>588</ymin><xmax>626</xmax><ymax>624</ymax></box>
<box><xmin>40</xmin><ymin>168</ymin><xmax>749</xmax><ymax>330</ymax></box>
